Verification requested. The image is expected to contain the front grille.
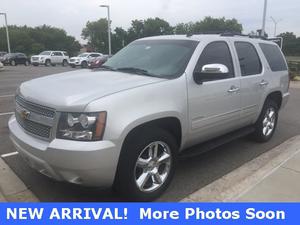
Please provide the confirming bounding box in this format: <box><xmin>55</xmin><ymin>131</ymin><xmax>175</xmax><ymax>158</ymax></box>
<box><xmin>15</xmin><ymin>95</ymin><xmax>56</xmax><ymax>139</ymax></box>
<box><xmin>70</xmin><ymin>59</ymin><xmax>75</xmax><ymax>62</ymax></box>
<box><xmin>31</xmin><ymin>57</ymin><xmax>39</xmax><ymax>61</ymax></box>
<box><xmin>16</xmin><ymin>95</ymin><xmax>55</xmax><ymax>118</ymax></box>
<box><xmin>15</xmin><ymin>113</ymin><xmax>51</xmax><ymax>138</ymax></box>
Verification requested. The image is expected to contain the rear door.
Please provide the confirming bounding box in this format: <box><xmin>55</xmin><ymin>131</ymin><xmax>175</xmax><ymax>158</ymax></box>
<box><xmin>55</xmin><ymin>52</ymin><xmax>64</xmax><ymax>63</ymax></box>
<box><xmin>187</xmin><ymin>40</ymin><xmax>242</xmax><ymax>144</ymax></box>
<box><xmin>233</xmin><ymin>41</ymin><xmax>265</xmax><ymax>126</ymax></box>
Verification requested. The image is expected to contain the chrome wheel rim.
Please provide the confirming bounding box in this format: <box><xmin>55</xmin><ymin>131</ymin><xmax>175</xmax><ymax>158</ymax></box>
<box><xmin>134</xmin><ymin>141</ymin><xmax>172</xmax><ymax>193</ymax></box>
<box><xmin>262</xmin><ymin>107</ymin><xmax>276</xmax><ymax>136</ymax></box>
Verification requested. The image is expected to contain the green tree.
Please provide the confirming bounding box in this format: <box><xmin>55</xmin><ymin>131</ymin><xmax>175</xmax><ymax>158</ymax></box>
<box><xmin>81</xmin><ymin>18</ymin><xmax>109</xmax><ymax>53</ymax></box>
<box><xmin>174</xmin><ymin>17</ymin><xmax>243</xmax><ymax>35</ymax></box>
<box><xmin>112</xmin><ymin>27</ymin><xmax>128</xmax><ymax>53</ymax></box>
<box><xmin>278</xmin><ymin>32</ymin><xmax>300</xmax><ymax>56</ymax></box>
<box><xmin>0</xmin><ymin>25</ymin><xmax>80</xmax><ymax>56</ymax></box>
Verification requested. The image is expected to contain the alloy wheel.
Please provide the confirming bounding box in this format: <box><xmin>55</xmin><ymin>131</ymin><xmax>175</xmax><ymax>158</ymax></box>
<box><xmin>134</xmin><ymin>141</ymin><xmax>172</xmax><ymax>193</ymax></box>
<box><xmin>262</xmin><ymin>107</ymin><xmax>276</xmax><ymax>136</ymax></box>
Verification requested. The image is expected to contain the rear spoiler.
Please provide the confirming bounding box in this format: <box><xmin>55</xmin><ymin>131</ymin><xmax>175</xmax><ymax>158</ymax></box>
<box><xmin>268</xmin><ymin>37</ymin><xmax>283</xmax><ymax>49</ymax></box>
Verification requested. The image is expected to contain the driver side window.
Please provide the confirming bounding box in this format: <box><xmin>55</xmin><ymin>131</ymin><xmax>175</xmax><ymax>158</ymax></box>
<box><xmin>194</xmin><ymin>41</ymin><xmax>235</xmax><ymax>81</ymax></box>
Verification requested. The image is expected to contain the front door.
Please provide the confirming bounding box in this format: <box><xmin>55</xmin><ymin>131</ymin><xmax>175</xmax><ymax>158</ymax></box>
<box><xmin>187</xmin><ymin>41</ymin><xmax>242</xmax><ymax>145</ymax></box>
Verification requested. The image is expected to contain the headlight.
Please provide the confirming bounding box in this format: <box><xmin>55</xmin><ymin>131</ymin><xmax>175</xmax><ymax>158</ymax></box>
<box><xmin>57</xmin><ymin>112</ymin><xmax>107</xmax><ymax>141</ymax></box>
<box><xmin>40</xmin><ymin>57</ymin><xmax>44</xmax><ymax>60</ymax></box>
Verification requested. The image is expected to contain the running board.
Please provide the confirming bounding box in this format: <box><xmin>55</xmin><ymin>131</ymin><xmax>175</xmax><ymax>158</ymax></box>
<box><xmin>179</xmin><ymin>126</ymin><xmax>255</xmax><ymax>159</ymax></box>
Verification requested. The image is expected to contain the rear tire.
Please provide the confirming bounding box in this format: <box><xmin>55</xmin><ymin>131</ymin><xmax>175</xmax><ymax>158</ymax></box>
<box><xmin>114</xmin><ymin>128</ymin><xmax>178</xmax><ymax>201</ymax></box>
<box><xmin>62</xmin><ymin>59</ymin><xmax>68</xmax><ymax>67</ymax></box>
<box><xmin>252</xmin><ymin>100</ymin><xmax>278</xmax><ymax>142</ymax></box>
<box><xmin>81</xmin><ymin>61</ymin><xmax>88</xmax><ymax>68</ymax></box>
<box><xmin>24</xmin><ymin>60</ymin><xmax>30</xmax><ymax>66</ymax></box>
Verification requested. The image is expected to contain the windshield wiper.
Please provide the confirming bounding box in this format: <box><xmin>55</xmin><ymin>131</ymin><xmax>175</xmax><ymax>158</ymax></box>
<box><xmin>116</xmin><ymin>67</ymin><xmax>158</xmax><ymax>77</ymax></box>
<box><xmin>97</xmin><ymin>65</ymin><xmax>116</xmax><ymax>71</ymax></box>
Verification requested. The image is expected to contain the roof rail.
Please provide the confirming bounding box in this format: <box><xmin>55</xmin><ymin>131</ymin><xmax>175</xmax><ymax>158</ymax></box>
<box><xmin>186</xmin><ymin>31</ymin><xmax>267</xmax><ymax>40</ymax></box>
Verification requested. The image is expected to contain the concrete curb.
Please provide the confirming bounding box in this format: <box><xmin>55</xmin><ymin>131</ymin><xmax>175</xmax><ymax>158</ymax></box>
<box><xmin>182</xmin><ymin>135</ymin><xmax>300</xmax><ymax>202</ymax></box>
<box><xmin>290</xmin><ymin>81</ymin><xmax>300</xmax><ymax>89</ymax></box>
<box><xmin>0</xmin><ymin>158</ymin><xmax>38</xmax><ymax>202</ymax></box>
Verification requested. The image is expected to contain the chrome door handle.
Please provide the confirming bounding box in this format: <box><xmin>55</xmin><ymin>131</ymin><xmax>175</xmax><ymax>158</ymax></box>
<box><xmin>227</xmin><ymin>86</ymin><xmax>240</xmax><ymax>93</ymax></box>
<box><xmin>259</xmin><ymin>80</ymin><xmax>269</xmax><ymax>86</ymax></box>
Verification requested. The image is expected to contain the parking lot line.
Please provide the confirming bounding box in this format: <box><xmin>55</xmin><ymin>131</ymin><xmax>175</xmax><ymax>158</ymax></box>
<box><xmin>0</xmin><ymin>94</ymin><xmax>14</xmax><ymax>98</ymax></box>
<box><xmin>0</xmin><ymin>112</ymin><xmax>14</xmax><ymax>116</ymax></box>
<box><xmin>1</xmin><ymin>152</ymin><xmax>19</xmax><ymax>159</ymax></box>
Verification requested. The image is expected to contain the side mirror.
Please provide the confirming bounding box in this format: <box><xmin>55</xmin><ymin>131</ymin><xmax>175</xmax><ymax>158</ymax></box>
<box><xmin>193</xmin><ymin>64</ymin><xmax>229</xmax><ymax>84</ymax></box>
<box><xmin>51</xmin><ymin>53</ymin><xmax>55</xmax><ymax>56</ymax></box>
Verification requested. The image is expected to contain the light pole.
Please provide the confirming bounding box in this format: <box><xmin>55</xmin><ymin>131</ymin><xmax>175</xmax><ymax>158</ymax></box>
<box><xmin>270</xmin><ymin>16</ymin><xmax>282</xmax><ymax>37</ymax></box>
<box><xmin>0</xmin><ymin>12</ymin><xmax>11</xmax><ymax>53</ymax></box>
<box><xmin>261</xmin><ymin>0</ymin><xmax>268</xmax><ymax>37</ymax></box>
<box><xmin>100</xmin><ymin>5</ymin><xmax>111</xmax><ymax>55</ymax></box>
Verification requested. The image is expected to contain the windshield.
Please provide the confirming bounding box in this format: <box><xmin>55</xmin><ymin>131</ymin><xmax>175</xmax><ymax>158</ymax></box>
<box><xmin>103</xmin><ymin>39</ymin><xmax>199</xmax><ymax>78</ymax></box>
<box><xmin>78</xmin><ymin>53</ymin><xmax>89</xmax><ymax>58</ymax></box>
<box><xmin>39</xmin><ymin>51</ymin><xmax>51</xmax><ymax>55</ymax></box>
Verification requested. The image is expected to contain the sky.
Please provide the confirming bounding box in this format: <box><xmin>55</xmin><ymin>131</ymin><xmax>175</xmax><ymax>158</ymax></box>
<box><xmin>1</xmin><ymin>0</ymin><xmax>299</xmax><ymax>43</ymax></box>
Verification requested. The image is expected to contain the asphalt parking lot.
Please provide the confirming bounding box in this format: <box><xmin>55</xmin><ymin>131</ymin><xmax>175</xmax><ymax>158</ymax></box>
<box><xmin>0</xmin><ymin>65</ymin><xmax>300</xmax><ymax>202</ymax></box>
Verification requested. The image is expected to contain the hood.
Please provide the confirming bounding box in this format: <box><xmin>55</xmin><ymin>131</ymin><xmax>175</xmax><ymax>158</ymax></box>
<box><xmin>19</xmin><ymin>69</ymin><xmax>165</xmax><ymax>112</ymax></box>
<box><xmin>31</xmin><ymin>55</ymin><xmax>43</xmax><ymax>58</ymax></box>
<box><xmin>70</xmin><ymin>57</ymin><xmax>80</xmax><ymax>60</ymax></box>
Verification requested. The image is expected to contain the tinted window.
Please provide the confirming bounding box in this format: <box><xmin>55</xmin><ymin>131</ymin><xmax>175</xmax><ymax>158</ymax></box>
<box><xmin>90</xmin><ymin>54</ymin><xmax>100</xmax><ymax>57</ymax></box>
<box><xmin>194</xmin><ymin>41</ymin><xmax>234</xmax><ymax>79</ymax></box>
<box><xmin>259</xmin><ymin>43</ymin><xmax>287</xmax><ymax>71</ymax></box>
<box><xmin>235</xmin><ymin>42</ymin><xmax>262</xmax><ymax>76</ymax></box>
<box><xmin>54</xmin><ymin>52</ymin><xmax>63</xmax><ymax>56</ymax></box>
<box><xmin>104</xmin><ymin>39</ymin><xmax>199</xmax><ymax>78</ymax></box>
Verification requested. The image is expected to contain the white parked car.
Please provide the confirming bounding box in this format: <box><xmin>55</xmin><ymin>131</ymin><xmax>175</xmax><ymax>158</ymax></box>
<box><xmin>31</xmin><ymin>51</ymin><xmax>69</xmax><ymax>67</ymax></box>
<box><xmin>69</xmin><ymin>52</ymin><xmax>103</xmax><ymax>68</ymax></box>
<box><xmin>0</xmin><ymin>62</ymin><xmax>4</xmax><ymax>71</ymax></box>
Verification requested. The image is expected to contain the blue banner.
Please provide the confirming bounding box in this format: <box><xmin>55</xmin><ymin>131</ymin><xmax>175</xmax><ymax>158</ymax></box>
<box><xmin>0</xmin><ymin>203</ymin><xmax>298</xmax><ymax>224</ymax></box>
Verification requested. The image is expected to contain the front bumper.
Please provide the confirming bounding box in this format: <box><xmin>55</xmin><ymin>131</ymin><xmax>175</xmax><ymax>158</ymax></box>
<box><xmin>8</xmin><ymin>115</ymin><xmax>120</xmax><ymax>187</ymax></box>
<box><xmin>31</xmin><ymin>59</ymin><xmax>45</xmax><ymax>65</ymax></box>
<box><xmin>69</xmin><ymin>61</ymin><xmax>81</xmax><ymax>66</ymax></box>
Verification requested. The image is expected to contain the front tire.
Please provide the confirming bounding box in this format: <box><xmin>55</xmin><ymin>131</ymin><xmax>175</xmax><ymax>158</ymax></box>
<box><xmin>114</xmin><ymin>128</ymin><xmax>178</xmax><ymax>201</ymax></box>
<box><xmin>45</xmin><ymin>59</ymin><xmax>51</xmax><ymax>67</ymax></box>
<box><xmin>252</xmin><ymin>100</ymin><xmax>278</xmax><ymax>142</ymax></box>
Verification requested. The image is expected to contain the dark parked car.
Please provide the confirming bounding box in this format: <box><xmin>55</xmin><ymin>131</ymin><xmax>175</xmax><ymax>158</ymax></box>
<box><xmin>88</xmin><ymin>55</ymin><xmax>110</xmax><ymax>69</ymax></box>
<box><xmin>1</xmin><ymin>53</ymin><xmax>30</xmax><ymax>66</ymax></box>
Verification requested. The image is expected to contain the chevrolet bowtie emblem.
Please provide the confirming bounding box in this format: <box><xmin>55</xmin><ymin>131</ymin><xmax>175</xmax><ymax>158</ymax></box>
<box><xmin>20</xmin><ymin>110</ymin><xmax>31</xmax><ymax>120</ymax></box>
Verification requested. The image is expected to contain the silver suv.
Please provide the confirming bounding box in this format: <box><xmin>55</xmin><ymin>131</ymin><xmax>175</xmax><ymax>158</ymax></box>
<box><xmin>31</xmin><ymin>51</ymin><xmax>69</xmax><ymax>66</ymax></box>
<box><xmin>8</xmin><ymin>34</ymin><xmax>290</xmax><ymax>201</ymax></box>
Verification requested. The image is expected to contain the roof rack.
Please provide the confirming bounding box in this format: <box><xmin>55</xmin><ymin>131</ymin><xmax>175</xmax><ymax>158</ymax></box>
<box><xmin>186</xmin><ymin>31</ymin><xmax>267</xmax><ymax>40</ymax></box>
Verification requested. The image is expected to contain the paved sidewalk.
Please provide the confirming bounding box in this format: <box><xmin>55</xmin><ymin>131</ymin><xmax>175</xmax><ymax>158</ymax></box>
<box><xmin>238</xmin><ymin>149</ymin><xmax>300</xmax><ymax>202</ymax></box>
<box><xmin>183</xmin><ymin>135</ymin><xmax>300</xmax><ymax>202</ymax></box>
<box><xmin>0</xmin><ymin>158</ymin><xmax>38</xmax><ymax>202</ymax></box>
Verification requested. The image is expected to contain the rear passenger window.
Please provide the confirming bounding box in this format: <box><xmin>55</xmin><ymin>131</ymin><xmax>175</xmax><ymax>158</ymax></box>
<box><xmin>235</xmin><ymin>42</ymin><xmax>262</xmax><ymax>76</ymax></box>
<box><xmin>55</xmin><ymin>52</ymin><xmax>63</xmax><ymax>56</ymax></box>
<box><xmin>259</xmin><ymin>43</ymin><xmax>287</xmax><ymax>71</ymax></box>
<box><xmin>195</xmin><ymin>41</ymin><xmax>234</xmax><ymax>79</ymax></box>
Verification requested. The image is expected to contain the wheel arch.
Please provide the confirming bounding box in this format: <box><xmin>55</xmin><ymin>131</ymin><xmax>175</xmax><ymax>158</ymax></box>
<box><xmin>265</xmin><ymin>91</ymin><xmax>283</xmax><ymax>109</ymax></box>
<box><xmin>121</xmin><ymin>117</ymin><xmax>182</xmax><ymax>151</ymax></box>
